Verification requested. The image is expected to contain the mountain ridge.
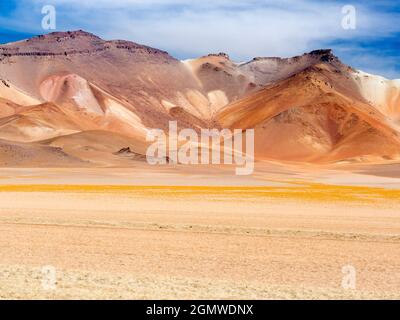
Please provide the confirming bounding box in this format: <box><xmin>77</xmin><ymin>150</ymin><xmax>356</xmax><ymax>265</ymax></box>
<box><xmin>0</xmin><ymin>30</ymin><xmax>399</xmax><ymax>166</ymax></box>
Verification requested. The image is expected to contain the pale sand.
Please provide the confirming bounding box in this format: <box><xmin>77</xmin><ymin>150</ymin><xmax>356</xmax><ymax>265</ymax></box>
<box><xmin>0</xmin><ymin>179</ymin><xmax>400</xmax><ymax>299</ymax></box>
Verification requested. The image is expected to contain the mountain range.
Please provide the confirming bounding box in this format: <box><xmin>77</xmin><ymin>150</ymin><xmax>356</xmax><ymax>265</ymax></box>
<box><xmin>1</xmin><ymin>30</ymin><xmax>400</xmax><ymax>167</ymax></box>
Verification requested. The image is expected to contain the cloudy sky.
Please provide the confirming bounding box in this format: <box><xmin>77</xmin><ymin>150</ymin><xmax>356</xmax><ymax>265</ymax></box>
<box><xmin>0</xmin><ymin>0</ymin><xmax>399</xmax><ymax>78</ymax></box>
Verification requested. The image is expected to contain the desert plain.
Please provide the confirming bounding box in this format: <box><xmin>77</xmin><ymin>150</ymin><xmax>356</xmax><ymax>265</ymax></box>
<box><xmin>1</xmin><ymin>30</ymin><xmax>400</xmax><ymax>300</ymax></box>
<box><xmin>0</xmin><ymin>162</ymin><xmax>399</xmax><ymax>300</ymax></box>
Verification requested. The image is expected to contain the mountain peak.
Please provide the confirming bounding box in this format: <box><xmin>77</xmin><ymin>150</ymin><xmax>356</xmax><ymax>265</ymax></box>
<box><xmin>0</xmin><ymin>30</ymin><xmax>171</xmax><ymax>59</ymax></box>
<box><xmin>207</xmin><ymin>52</ymin><xmax>230</xmax><ymax>60</ymax></box>
<box><xmin>308</xmin><ymin>49</ymin><xmax>333</xmax><ymax>55</ymax></box>
<box><xmin>307</xmin><ymin>49</ymin><xmax>337</xmax><ymax>62</ymax></box>
<box><xmin>26</xmin><ymin>30</ymin><xmax>102</xmax><ymax>43</ymax></box>
<box><xmin>245</xmin><ymin>49</ymin><xmax>337</xmax><ymax>65</ymax></box>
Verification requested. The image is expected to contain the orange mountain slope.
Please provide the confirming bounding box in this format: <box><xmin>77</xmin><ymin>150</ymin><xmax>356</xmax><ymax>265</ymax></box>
<box><xmin>217</xmin><ymin>63</ymin><xmax>400</xmax><ymax>162</ymax></box>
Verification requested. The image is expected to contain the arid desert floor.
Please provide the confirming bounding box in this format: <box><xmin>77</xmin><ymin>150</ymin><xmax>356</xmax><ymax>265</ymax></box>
<box><xmin>0</xmin><ymin>164</ymin><xmax>400</xmax><ymax>299</ymax></box>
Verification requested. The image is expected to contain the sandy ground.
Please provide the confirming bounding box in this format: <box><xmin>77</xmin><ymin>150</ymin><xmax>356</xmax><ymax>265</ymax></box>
<box><xmin>0</xmin><ymin>165</ymin><xmax>400</xmax><ymax>299</ymax></box>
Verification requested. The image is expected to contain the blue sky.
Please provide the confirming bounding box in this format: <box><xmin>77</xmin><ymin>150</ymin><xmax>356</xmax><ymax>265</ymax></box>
<box><xmin>0</xmin><ymin>0</ymin><xmax>399</xmax><ymax>79</ymax></box>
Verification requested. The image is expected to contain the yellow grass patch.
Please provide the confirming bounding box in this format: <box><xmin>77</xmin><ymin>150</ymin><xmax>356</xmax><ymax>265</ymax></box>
<box><xmin>0</xmin><ymin>183</ymin><xmax>399</xmax><ymax>204</ymax></box>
